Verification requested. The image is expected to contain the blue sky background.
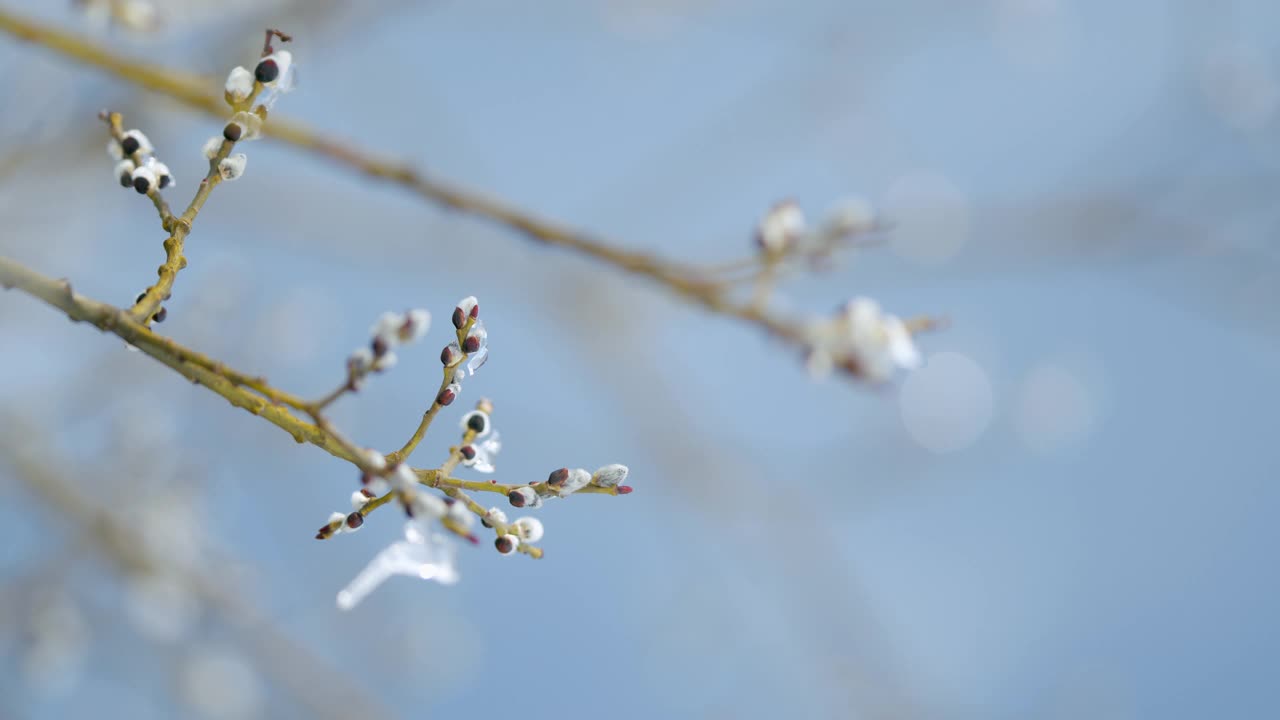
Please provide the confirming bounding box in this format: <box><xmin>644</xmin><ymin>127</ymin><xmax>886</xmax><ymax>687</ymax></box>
<box><xmin>2</xmin><ymin>1</ymin><xmax>1279</xmax><ymax>718</ymax></box>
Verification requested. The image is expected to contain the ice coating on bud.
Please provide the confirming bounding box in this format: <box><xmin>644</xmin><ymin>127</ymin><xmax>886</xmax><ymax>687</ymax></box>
<box><xmin>227</xmin><ymin>111</ymin><xmax>264</xmax><ymax>142</ymax></box>
<box><xmin>591</xmin><ymin>463</ymin><xmax>629</xmax><ymax>488</ymax></box>
<box><xmin>557</xmin><ymin>468</ymin><xmax>592</xmax><ymax>497</ymax></box>
<box><xmin>466</xmin><ymin>346</ymin><xmax>488</xmax><ymax>376</ymax></box>
<box><xmin>512</xmin><ymin>517</ymin><xmax>544</xmax><ymax>543</ymax></box>
<box><xmin>217</xmin><ymin>153</ymin><xmax>248</xmax><ymax>181</ymax></box>
<box><xmin>255</xmin><ymin>50</ymin><xmax>293</xmax><ymax>89</ymax></box>
<box><xmin>464</xmin><ymin>320</ymin><xmax>487</xmax><ymax>350</ymax></box>
<box><xmin>224</xmin><ymin>66</ymin><xmax>254</xmax><ymax>103</ymax></box>
<box><xmin>336</xmin><ymin>521</ymin><xmax>459</xmax><ymax>610</ymax></box>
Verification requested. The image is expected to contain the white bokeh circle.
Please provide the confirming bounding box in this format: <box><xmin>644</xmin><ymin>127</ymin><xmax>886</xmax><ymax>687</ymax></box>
<box><xmin>899</xmin><ymin>351</ymin><xmax>994</xmax><ymax>453</ymax></box>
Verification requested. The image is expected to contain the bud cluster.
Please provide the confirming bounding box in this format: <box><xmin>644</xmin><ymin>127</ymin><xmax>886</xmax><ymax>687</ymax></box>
<box><xmin>508</xmin><ymin>464</ymin><xmax>632</xmax><ymax>508</ymax></box>
<box><xmin>345</xmin><ymin>309</ymin><xmax>431</xmax><ymax>390</ymax></box>
<box><xmin>436</xmin><ymin>296</ymin><xmax>490</xmax><ymax>407</ymax></box>
<box><xmin>803</xmin><ymin>297</ymin><xmax>921</xmax><ymax>382</ymax></box>
<box><xmin>201</xmin><ymin>38</ymin><xmax>295</xmax><ymax>185</ymax></box>
<box><xmin>107</xmin><ymin>128</ymin><xmax>174</xmax><ymax>195</ymax></box>
<box><xmin>755</xmin><ymin>197</ymin><xmax>878</xmax><ymax>257</ymax></box>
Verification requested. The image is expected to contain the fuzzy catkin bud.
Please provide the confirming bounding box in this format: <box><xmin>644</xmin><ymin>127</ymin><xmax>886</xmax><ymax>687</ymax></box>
<box><xmin>120</xmin><ymin>129</ymin><xmax>152</xmax><ymax>157</ymax></box>
<box><xmin>217</xmin><ymin>154</ymin><xmax>248</xmax><ymax>181</ymax></box>
<box><xmin>351</xmin><ymin>491</ymin><xmax>372</xmax><ymax>511</ymax></box>
<box><xmin>452</xmin><ymin>296</ymin><xmax>479</xmax><ymax>329</ymax></box>
<box><xmin>437</xmin><ymin>384</ymin><xmax>459</xmax><ymax>407</ymax></box>
<box><xmin>557</xmin><ymin>468</ymin><xmax>592</xmax><ymax>497</ymax></box>
<box><xmin>201</xmin><ymin>136</ymin><xmax>222</xmax><ymax>160</ymax></box>
<box><xmin>591</xmin><ymin>464</ymin><xmax>629</xmax><ymax>488</ymax></box>
<box><xmin>512</xmin><ymin>516</ymin><xmax>544</xmax><ymax>543</ymax></box>
<box><xmin>224</xmin><ymin>66</ymin><xmax>254</xmax><ymax>104</ymax></box>
<box><xmin>441</xmin><ymin>342</ymin><xmax>460</xmax><ymax>366</ymax></box>
<box><xmin>546</xmin><ymin>467</ymin><xmax>570</xmax><ymax>489</ymax></box>
<box><xmin>481</xmin><ymin>507</ymin><xmax>508</xmax><ymax>528</ymax></box>
<box><xmin>130</xmin><ymin>163</ymin><xmax>156</xmax><ymax>194</ymax></box>
<box><xmin>115</xmin><ymin>159</ymin><xmax>135</xmax><ymax>188</ymax></box>
<box><xmin>461</xmin><ymin>410</ymin><xmax>490</xmax><ymax>436</ymax></box>
<box><xmin>255</xmin><ymin>50</ymin><xmax>292</xmax><ymax>86</ymax></box>
<box><xmin>508</xmin><ymin>486</ymin><xmax>537</xmax><ymax>508</ymax></box>
<box><xmin>495</xmin><ymin>534</ymin><xmax>518</xmax><ymax>555</ymax></box>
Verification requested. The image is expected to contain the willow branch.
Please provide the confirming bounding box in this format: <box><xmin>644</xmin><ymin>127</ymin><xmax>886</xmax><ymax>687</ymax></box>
<box><xmin>0</xmin><ymin>255</ymin><xmax>357</xmax><ymax>463</ymax></box>
<box><xmin>0</xmin><ymin>8</ymin><xmax>937</xmax><ymax>368</ymax></box>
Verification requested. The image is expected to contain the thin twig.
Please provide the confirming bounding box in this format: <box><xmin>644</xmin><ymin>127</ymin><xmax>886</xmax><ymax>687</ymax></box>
<box><xmin>0</xmin><ymin>8</ymin><xmax>936</xmax><ymax>374</ymax></box>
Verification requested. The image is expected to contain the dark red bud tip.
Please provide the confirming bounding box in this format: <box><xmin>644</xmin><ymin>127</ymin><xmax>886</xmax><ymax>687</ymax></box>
<box><xmin>371</xmin><ymin>336</ymin><xmax>389</xmax><ymax>358</ymax></box>
<box><xmin>460</xmin><ymin>445</ymin><xmax>476</xmax><ymax>460</ymax></box>
<box><xmin>462</xmin><ymin>336</ymin><xmax>481</xmax><ymax>353</ymax></box>
<box><xmin>133</xmin><ymin>177</ymin><xmax>150</xmax><ymax>194</ymax></box>
<box><xmin>617</xmin><ymin>485</ymin><xmax>634</xmax><ymax>495</ymax></box>
<box><xmin>470</xmin><ymin>303</ymin><xmax>479</xmax><ymax>319</ymax></box>
<box><xmin>314</xmin><ymin>532</ymin><xmax>325</xmax><ymax>540</ymax></box>
<box><xmin>436</xmin><ymin>388</ymin><xmax>456</xmax><ymax>406</ymax></box>
<box><xmin>223</xmin><ymin>122</ymin><xmax>242</xmax><ymax>142</ymax></box>
<box><xmin>360</xmin><ymin>488</ymin><xmax>376</xmax><ymax>498</ymax></box>
<box><xmin>440</xmin><ymin>346</ymin><xmax>455</xmax><ymax>365</ymax></box>
<box><xmin>120</xmin><ymin>172</ymin><xmax>133</xmax><ymax>188</ymax></box>
<box><xmin>254</xmin><ymin>58</ymin><xmax>279</xmax><ymax>83</ymax></box>
<box><xmin>360</xmin><ymin>472</ymin><xmax>373</xmax><ymax>485</ymax></box>
<box><xmin>121</xmin><ymin>136</ymin><xmax>140</xmax><ymax>155</ymax></box>
<box><xmin>495</xmin><ymin>535</ymin><xmax>515</xmax><ymax>553</ymax></box>
<box><xmin>547</xmin><ymin>467</ymin><xmax>570</xmax><ymax>487</ymax></box>
<box><xmin>465</xmin><ymin>534</ymin><xmax>480</xmax><ymax>546</ymax></box>
<box><xmin>451</xmin><ymin>307</ymin><xmax>465</xmax><ymax>329</ymax></box>
<box><xmin>346</xmin><ymin>512</ymin><xmax>364</xmax><ymax>529</ymax></box>
<box><xmin>135</xmin><ymin>292</ymin><xmax>146</xmax><ymax>304</ymax></box>
<box><xmin>152</xmin><ymin>307</ymin><xmax>167</xmax><ymax>323</ymax></box>
<box><xmin>507</xmin><ymin>489</ymin><xmax>527</xmax><ymax>507</ymax></box>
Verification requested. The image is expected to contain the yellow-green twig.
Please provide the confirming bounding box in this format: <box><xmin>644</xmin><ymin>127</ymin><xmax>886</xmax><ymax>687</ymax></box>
<box><xmin>0</xmin><ymin>256</ymin><xmax>358</xmax><ymax>463</ymax></box>
<box><xmin>0</xmin><ymin>8</ymin><xmax>937</xmax><ymax>376</ymax></box>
